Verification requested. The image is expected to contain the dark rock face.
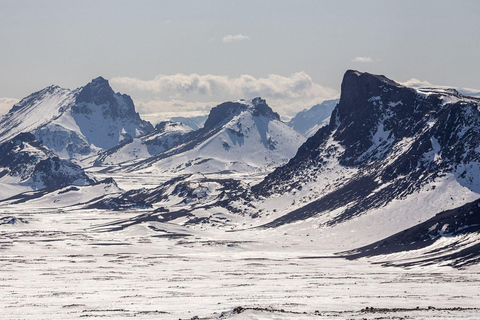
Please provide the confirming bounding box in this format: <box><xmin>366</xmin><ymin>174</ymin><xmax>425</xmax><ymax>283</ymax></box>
<box><xmin>0</xmin><ymin>133</ymin><xmax>95</xmax><ymax>192</ymax></box>
<box><xmin>67</xmin><ymin>76</ymin><xmax>154</xmax><ymax>152</ymax></box>
<box><xmin>203</xmin><ymin>97</ymin><xmax>279</xmax><ymax>130</ymax></box>
<box><xmin>74</xmin><ymin>76</ymin><xmax>150</xmax><ymax>122</ymax></box>
<box><xmin>76</xmin><ymin>77</ymin><xmax>114</xmax><ymax>105</ymax></box>
<box><xmin>251</xmin><ymin>97</ymin><xmax>280</xmax><ymax>120</ymax></box>
<box><xmin>203</xmin><ymin>102</ymin><xmax>249</xmax><ymax>130</ymax></box>
<box><xmin>30</xmin><ymin>157</ymin><xmax>95</xmax><ymax>191</ymax></box>
<box><xmin>252</xmin><ymin>70</ymin><xmax>480</xmax><ymax>227</ymax></box>
<box><xmin>0</xmin><ymin>133</ymin><xmax>50</xmax><ymax>178</ymax></box>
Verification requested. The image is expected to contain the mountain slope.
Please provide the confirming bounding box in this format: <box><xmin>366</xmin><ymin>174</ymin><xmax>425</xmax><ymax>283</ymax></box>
<box><xmin>35</xmin><ymin>77</ymin><xmax>154</xmax><ymax>159</ymax></box>
<box><xmin>239</xmin><ymin>70</ymin><xmax>480</xmax><ymax>231</ymax></box>
<box><xmin>0</xmin><ymin>86</ymin><xmax>77</xmax><ymax>143</ymax></box>
<box><xmin>0</xmin><ymin>133</ymin><xmax>95</xmax><ymax>199</ymax></box>
<box><xmin>170</xmin><ymin>115</ymin><xmax>208</xmax><ymax>130</ymax></box>
<box><xmin>341</xmin><ymin>197</ymin><xmax>480</xmax><ymax>268</ymax></box>
<box><xmin>287</xmin><ymin>99</ymin><xmax>338</xmax><ymax>137</ymax></box>
<box><xmin>0</xmin><ymin>77</ymin><xmax>154</xmax><ymax>160</ymax></box>
<box><xmin>116</xmin><ymin>97</ymin><xmax>306</xmax><ymax>176</ymax></box>
<box><xmin>94</xmin><ymin>121</ymin><xmax>193</xmax><ymax>166</ymax></box>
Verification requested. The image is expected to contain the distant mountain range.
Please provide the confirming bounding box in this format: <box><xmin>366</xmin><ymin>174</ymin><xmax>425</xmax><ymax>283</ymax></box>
<box><xmin>287</xmin><ymin>99</ymin><xmax>338</xmax><ymax>137</ymax></box>
<box><xmin>1</xmin><ymin>70</ymin><xmax>479</xmax><ymax>268</ymax></box>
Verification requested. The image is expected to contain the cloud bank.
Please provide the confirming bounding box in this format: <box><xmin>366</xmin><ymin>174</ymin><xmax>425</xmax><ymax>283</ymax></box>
<box><xmin>111</xmin><ymin>72</ymin><xmax>336</xmax><ymax>101</ymax></box>
<box><xmin>401</xmin><ymin>78</ymin><xmax>480</xmax><ymax>98</ymax></box>
<box><xmin>352</xmin><ymin>56</ymin><xmax>373</xmax><ymax>63</ymax></box>
<box><xmin>0</xmin><ymin>97</ymin><xmax>20</xmax><ymax>115</ymax></box>
<box><xmin>222</xmin><ymin>34</ymin><xmax>250</xmax><ymax>43</ymax></box>
<box><xmin>110</xmin><ymin>72</ymin><xmax>338</xmax><ymax>116</ymax></box>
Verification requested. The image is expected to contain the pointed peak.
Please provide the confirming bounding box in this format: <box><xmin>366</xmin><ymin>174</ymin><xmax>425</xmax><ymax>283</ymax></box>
<box><xmin>203</xmin><ymin>101</ymin><xmax>248</xmax><ymax>130</ymax></box>
<box><xmin>76</xmin><ymin>76</ymin><xmax>115</xmax><ymax>105</ymax></box>
<box><xmin>90</xmin><ymin>76</ymin><xmax>109</xmax><ymax>85</ymax></box>
<box><xmin>86</xmin><ymin>76</ymin><xmax>111</xmax><ymax>89</ymax></box>
<box><xmin>45</xmin><ymin>84</ymin><xmax>61</xmax><ymax>90</ymax></box>
<box><xmin>249</xmin><ymin>97</ymin><xmax>280</xmax><ymax>120</ymax></box>
<box><xmin>251</xmin><ymin>97</ymin><xmax>266</xmax><ymax>106</ymax></box>
<box><xmin>203</xmin><ymin>97</ymin><xmax>280</xmax><ymax>130</ymax></box>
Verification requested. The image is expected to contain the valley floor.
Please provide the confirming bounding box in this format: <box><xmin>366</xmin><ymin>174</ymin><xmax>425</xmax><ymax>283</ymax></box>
<box><xmin>1</xmin><ymin>208</ymin><xmax>480</xmax><ymax>319</ymax></box>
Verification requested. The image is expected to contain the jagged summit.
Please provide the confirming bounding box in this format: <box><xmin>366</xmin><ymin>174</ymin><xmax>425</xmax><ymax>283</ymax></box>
<box><xmin>203</xmin><ymin>97</ymin><xmax>280</xmax><ymax>130</ymax></box>
<box><xmin>0</xmin><ymin>76</ymin><xmax>153</xmax><ymax>159</ymax></box>
<box><xmin>76</xmin><ymin>76</ymin><xmax>114</xmax><ymax>105</ymax></box>
<box><xmin>74</xmin><ymin>76</ymin><xmax>139</xmax><ymax>119</ymax></box>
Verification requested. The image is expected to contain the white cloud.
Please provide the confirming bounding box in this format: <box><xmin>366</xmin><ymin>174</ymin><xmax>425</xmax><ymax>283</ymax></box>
<box><xmin>400</xmin><ymin>78</ymin><xmax>433</xmax><ymax>88</ymax></box>
<box><xmin>111</xmin><ymin>72</ymin><xmax>338</xmax><ymax>116</ymax></box>
<box><xmin>401</xmin><ymin>78</ymin><xmax>480</xmax><ymax>98</ymax></box>
<box><xmin>352</xmin><ymin>56</ymin><xmax>374</xmax><ymax>63</ymax></box>
<box><xmin>222</xmin><ymin>34</ymin><xmax>250</xmax><ymax>43</ymax></box>
<box><xmin>135</xmin><ymin>99</ymin><xmax>215</xmax><ymax>114</ymax></box>
<box><xmin>0</xmin><ymin>97</ymin><xmax>20</xmax><ymax>115</ymax></box>
<box><xmin>111</xmin><ymin>72</ymin><xmax>336</xmax><ymax>101</ymax></box>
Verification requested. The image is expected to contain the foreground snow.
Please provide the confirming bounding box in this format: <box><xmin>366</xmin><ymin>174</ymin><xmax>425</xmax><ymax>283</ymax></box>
<box><xmin>1</xmin><ymin>207</ymin><xmax>480</xmax><ymax>320</ymax></box>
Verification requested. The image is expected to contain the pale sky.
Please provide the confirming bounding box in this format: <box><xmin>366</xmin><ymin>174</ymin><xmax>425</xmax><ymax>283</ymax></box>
<box><xmin>1</xmin><ymin>0</ymin><xmax>479</xmax><ymax>117</ymax></box>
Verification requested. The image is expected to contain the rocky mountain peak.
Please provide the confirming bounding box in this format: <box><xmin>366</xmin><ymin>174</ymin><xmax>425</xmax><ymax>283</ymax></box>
<box><xmin>251</xmin><ymin>97</ymin><xmax>281</xmax><ymax>120</ymax></box>
<box><xmin>75</xmin><ymin>76</ymin><xmax>114</xmax><ymax>105</ymax></box>
<box><xmin>251</xmin><ymin>70</ymin><xmax>480</xmax><ymax>228</ymax></box>
<box><xmin>329</xmin><ymin>70</ymin><xmax>421</xmax><ymax>164</ymax></box>
<box><xmin>203</xmin><ymin>101</ymin><xmax>249</xmax><ymax>130</ymax></box>
<box><xmin>72</xmin><ymin>76</ymin><xmax>150</xmax><ymax>125</ymax></box>
<box><xmin>203</xmin><ymin>97</ymin><xmax>279</xmax><ymax>130</ymax></box>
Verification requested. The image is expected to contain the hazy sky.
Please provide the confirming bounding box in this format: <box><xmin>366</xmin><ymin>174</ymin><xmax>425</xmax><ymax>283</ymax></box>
<box><xmin>1</xmin><ymin>0</ymin><xmax>479</xmax><ymax>117</ymax></box>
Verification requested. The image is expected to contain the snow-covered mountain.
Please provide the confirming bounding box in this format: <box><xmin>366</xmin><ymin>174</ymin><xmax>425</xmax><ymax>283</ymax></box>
<box><xmin>0</xmin><ymin>86</ymin><xmax>77</xmax><ymax>143</ymax></box>
<box><xmin>0</xmin><ymin>132</ymin><xmax>95</xmax><ymax>199</ymax></box>
<box><xmin>2</xmin><ymin>70</ymin><xmax>480</xmax><ymax>270</ymax></box>
<box><xmin>117</xmin><ymin>97</ymin><xmax>306</xmax><ymax>175</ymax></box>
<box><xmin>287</xmin><ymin>99</ymin><xmax>339</xmax><ymax>137</ymax></box>
<box><xmin>0</xmin><ymin>77</ymin><xmax>153</xmax><ymax>160</ymax></box>
<box><xmin>94</xmin><ymin>121</ymin><xmax>193</xmax><ymax>166</ymax></box>
<box><xmin>170</xmin><ymin>115</ymin><xmax>208</xmax><ymax>130</ymax></box>
<box><xmin>231</xmin><ymin>70</ymin><xmax>480</xmax><ymax>235</ymax></box>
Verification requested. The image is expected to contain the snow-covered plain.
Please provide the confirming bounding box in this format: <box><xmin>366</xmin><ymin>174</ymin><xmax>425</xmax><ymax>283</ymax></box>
<box><xmin>1</xmin><ymin>202</ymin><xmax>480</xmax><ymax>320</ymax></box>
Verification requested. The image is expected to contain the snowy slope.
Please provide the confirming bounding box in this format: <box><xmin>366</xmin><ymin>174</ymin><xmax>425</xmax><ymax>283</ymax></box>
<box><xmin>117</xmin><ymin>97</ymin><xmax>306</xmax><ymax>175</ymax></box>
<box><xmin>287</xmin><ymin>99</ymin><xmax>339</xmax><ymax>137</ymax></box>
<box><xmin>170</xmin><ymin>115</ymin><xmax>208</xmax><ymax>130</ymax></box>
<box><xmin>0</xmin><ymin>77</ymin><xmax>153</xmax><ymax>160</ymax></box>
<box><xmin>0</xmin><ymin>133</ymin><xmax>95</xmax><ymax>199</ymax></box>
<box><xmin>35</xmin><ymin>77</ymin><xmax>153</xmax><ymax>159</ymax></box>
<box><xmin>94</xmin><ymin>121</ymin><xmax>193</xmax><ymax>166</ymax></box>
<box><xmin>341</xmin><ymin>197</ymin><xmax>480</xmax><ymax>268</ymax></box>
<box><xmin>0</xmin><ymin>85</ymin><xmax>77</xmax><ymax>143</ymax></box>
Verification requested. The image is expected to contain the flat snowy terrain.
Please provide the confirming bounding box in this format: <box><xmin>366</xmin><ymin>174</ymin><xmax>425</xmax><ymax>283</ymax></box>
<box><xmin>1</xmin><ymin>206</ymin><xmax>480</xmax><ymax>320</ymax></box>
